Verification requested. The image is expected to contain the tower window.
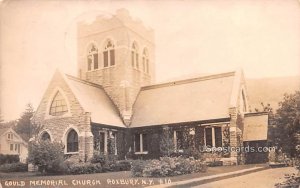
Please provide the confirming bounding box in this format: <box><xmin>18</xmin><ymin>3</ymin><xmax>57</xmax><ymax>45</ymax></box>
<box><xmin>103</xmin><ymin>40</ymin><xmax>115</xmax><ymax>68</ymax></box>
<box><xmin>131</xmin><ymin>42</ymin><xmax>139</xmax><ymax>69</ymax></box>
<box><xmin>142</xmin><ymin>48</ymin><xmax>149</xmax><ymax>73</ymax></box>
<box><xmin>87</xmin><ymin>44</ymin><xmax>98</xmax><ymax>71</ymax></box>
<box><xmin>49</xmin><ymin>91</ymin><xmax>68</xmax><ymax>116</ymax></box>
<box><xmin>67</xmin><ymin>129</ymin><xmax>78</xmax><ymax>153</ymax></box>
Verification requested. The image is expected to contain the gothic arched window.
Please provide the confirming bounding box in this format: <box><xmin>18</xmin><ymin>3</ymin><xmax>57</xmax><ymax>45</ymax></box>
<box><xmin>49</xmin><ymin>91</ymin><xmax>68</xmax><ymax>116</ymax></box>
<box><xmin>142</xmin><ymin>48</ymin><xmax>149</xmax><ymax>73</ymax></box>
<box><xmin>131</xmin><ymin>42</ymin><xmax>139</xmax><ymax>69</ymax></box>
<box><xmin>41</xmin><ymin>132</ymin><xmax>51</xmax><ymax>141</ymax></box>
<box><xmin>87</xmin><ymin>44</ymin><xmax>98</xmax><ymax>71</ymax></box>
<box><xmin>103</xmin><ymin>40</ymin><xmax>115</xmax><ymax>68</ymax></box>
<box><xmin>67</xmin><ymin>129</ymin><xmax>78</xmax><ymax>152</ymax></box>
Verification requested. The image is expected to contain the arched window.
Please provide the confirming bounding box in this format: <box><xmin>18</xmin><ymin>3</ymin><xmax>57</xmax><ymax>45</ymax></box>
<box><xmin>41</xmin><ymin>132</ymin><xmax>51</xmax><ymax>141</ymax></box>
<box><xmin>87</xmin><ymin>44</ymin><xmax>98</xmax><ymax>71</ymax></box>
<box><xmin>131</xmin><ymin>42</ymin><xmax>139</xmax><ymax>69</ymax></box>
<box><xmin>142</xmin><ymin>48</ymin><xmax>149</xmax><ymax>73</ymax></box>
<box><xmin>67</xmin><ymin>129</ymin><xmax>78</xmax><ymax>152</ymax></box>
<box><xmin>49</xmin><ymin>91</ymin><xmax>68</xmax><ymax>116</ymax></box>
<box><xmin>103</xmin><ymin>40</ymin><xmax>115</xmax><ymax>68</ymax></box>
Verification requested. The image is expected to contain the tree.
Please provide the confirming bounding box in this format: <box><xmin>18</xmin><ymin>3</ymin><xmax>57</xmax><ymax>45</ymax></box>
<box><xmin>28</xmin><ymin>140</ymin><xmax>65</xmax><ymax>174</ymax></box>
<box><xmin>276</xmin><ymin>91</ymin><xmax>300</xmax><ymax>157</ymax></box>
<box><xmin>14</xmin><ymin>103</ymin><xmax>34</xmax><ymax>141</ymax></box>
<box><xmin>0</xmin><ymin>120</ymin><xmax>17</xmax><ymax>129</ymax></box>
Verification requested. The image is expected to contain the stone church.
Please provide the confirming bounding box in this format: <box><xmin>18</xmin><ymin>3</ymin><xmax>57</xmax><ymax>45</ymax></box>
<box><xmin>32</xmin><ymin>9</ymin><xmax>269</xmax><ymax>165</ymax></box>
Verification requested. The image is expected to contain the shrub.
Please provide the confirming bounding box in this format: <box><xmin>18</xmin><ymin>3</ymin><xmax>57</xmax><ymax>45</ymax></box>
<box><xmin>131</xmin><ymin>157</ymin><xmax>207</xmax><ymax>177</ymax></box>
<box><xmin>203</xmin><ymin>152</ymin><xmax>222</xmax><ymax>167</ymax></box>
<box><xmin>131</xmin><ymin>160</ymin><xmax>147</xmax><ymax>177</ymax></box>
<box><xmin>90</xmin><ymin>152</ymin><xmax>127</xmax><ymax>172</ymax></box>
<box><xmin>90</xmin><ymin>152</ymin><xmax>106</xmax><ymax>166</ymax></box>
<box><xmin>0</xmin><ymin>162</ymin><xmax>28</xmax><ymax>172</ymax></box>
<box><xmin>113</xmin><ymin>160</ymin><xmax>132</xmax><ymax>171</ymax></box>
<box><xmin>0</xmin><ymin>154</ymin><xmax>20</xmax><ymax>165</ymax></box>
<box><xmin>28</xmin><ymin>140</ymin><xmax>65</xmax><ymax>174</ymax></box>
<box><xmin>68</xmin><ymin>163</ymin><xmax>102</xmax><ymax>175</ymax></box>
<box><xmin>275</xmin><ymin>147</ymin><xmax>300</xmax><ymax>187</ymax></box>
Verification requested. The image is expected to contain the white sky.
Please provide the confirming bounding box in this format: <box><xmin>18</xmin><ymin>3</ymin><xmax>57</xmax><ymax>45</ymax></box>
<box><xmin>1</xmin><ymin>0</ymin><xmax>300</xmax><ymax>121</ymax></box>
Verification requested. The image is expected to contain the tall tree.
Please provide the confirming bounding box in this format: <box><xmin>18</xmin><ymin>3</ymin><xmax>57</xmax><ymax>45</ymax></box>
<box><xmin>276</xmin><ymin>90</ymin><xmax>300</xmax><ymax>157</ymax></box>
<box><xmin>14</xmin><ymin>103</ymin><xmax>35</xmax><ymax>141</ymax></box>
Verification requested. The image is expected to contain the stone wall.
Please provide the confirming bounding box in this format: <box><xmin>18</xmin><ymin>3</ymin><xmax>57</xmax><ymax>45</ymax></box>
<box><xmin>32</xmin><ymin>71</ymin><xmax>94</xmax><ymax>162</ymax></box>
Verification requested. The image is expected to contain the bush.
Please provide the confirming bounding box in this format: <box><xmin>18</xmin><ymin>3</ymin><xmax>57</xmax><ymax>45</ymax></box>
<box><xmin>131</xmin><ymin>157</ymin><xmax>207</xmax><ymax>177</ymax></box>
<box><xmin>28</xmin><ymin>140</ymin><xmax>65</xmax><ymax>174</ymax></box>
<box><xmin>275</xmin><ymin>148</ymin><xmax>300</xmax><ymax>187</ymax></box>
<box><xmin>90</xmin><ymin>152</ymin><xmax>106</xmax><ymax>166</ymax></box>
<box><xmin>172</xmin><ymin>148</ymin><xmax>204</xmax><ymax>160</ymax></box>
<box><xmin>131</xmin><ymin>160</ymin><xmax>147</xmax><ymax>177</ymax></box>
<box><xmin>0</xmin><ymin>154</ymin><xmax>20</xmax><ymax>165</ymax></box>
<box><xmin>90</xmin><ymin>152</ymin><xmax>129</xmax><ymax>172</ymax></box>
<box><xmin>202</xmin><ymin>152</ymin><xmax>222</xmax><ymax>167</ymax></box>
<box><xmin>0</xmin><ymin>162</ymin><xmax>28</xmax><ymax>172</ymax></box>
<box><xmin>112</xmin><ymin>160</ymin><xmax>131</xmax><ymax>171</ymax></box>
<box><xmin>68</xmin><ymin>163</ymin><xmax>102</xmax><ymax>174</ymax></box>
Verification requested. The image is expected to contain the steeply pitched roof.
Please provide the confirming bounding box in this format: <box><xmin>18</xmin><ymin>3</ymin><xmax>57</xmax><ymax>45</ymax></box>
<box><xmin>130</xmin><ymin>72</ymin><xmax>237</xmax><ymax>127</ymax></box>
<box><xmin>64</xmin><ymin>74</ymin><xmax>125</xmax><ymax>127</ymax></box>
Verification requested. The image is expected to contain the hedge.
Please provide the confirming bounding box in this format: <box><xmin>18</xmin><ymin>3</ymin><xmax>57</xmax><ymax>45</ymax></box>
<box><xmin>0</xmin><ymin>154</ymin><xmax>20</xmax><ymax>165</ymax></box>
<box><xmin>0</xmin><ymin>162</ymin><xmax>28</xmax><ymax>172</ymax></box>
<box><xmin>132</xmin><ymin>157</ymin><xmax>207</xmax><ymax>177</ymax></box>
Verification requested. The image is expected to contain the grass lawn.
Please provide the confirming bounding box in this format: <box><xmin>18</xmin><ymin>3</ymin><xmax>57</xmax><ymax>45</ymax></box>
<box><xmin>0</xmin><ymin>164</ymin><xmax>268</xmax><ymax>188</ymax></box>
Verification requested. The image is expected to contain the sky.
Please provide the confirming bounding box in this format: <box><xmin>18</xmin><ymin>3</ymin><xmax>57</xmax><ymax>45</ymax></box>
<box><xmin>0</xmin><ymin>0</ymin><xmax>300</xmax><ymax>121</ymax></box>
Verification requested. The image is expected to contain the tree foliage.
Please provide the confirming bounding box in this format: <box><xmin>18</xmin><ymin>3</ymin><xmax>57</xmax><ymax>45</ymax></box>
<box><xmin>28</xmin><ymin>140</ymin><xmax>65</xmax><ymax>174</ymax></box>
<box><xmin>14</xmin><ymin>103</ymin><xmax>34</xmax><ymax>141</ymax></box>
<box><xmin>276</xmin><ymin>90</ymin><xmax>300</xmax><ymax>157</ymax></box>
<box><xmin>0</xmin><ymin>120</ymin><xmax>17</xmax><ymax>129</ymax></box>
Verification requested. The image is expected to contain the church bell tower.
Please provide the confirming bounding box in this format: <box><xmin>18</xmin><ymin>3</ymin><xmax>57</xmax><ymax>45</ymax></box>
<box><xmin>77</xmin><ymin>9</ymin><xmax>155</xmax><ymax>126</ymax></box>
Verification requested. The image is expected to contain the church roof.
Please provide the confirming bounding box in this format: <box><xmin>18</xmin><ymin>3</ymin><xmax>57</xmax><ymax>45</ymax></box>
<box><xmin>64</xmin><ymin>74</ymin><xmax>125</xmax><ymax>127</ymax></box>
<box><xmin>130</xmin><ymin>72</ymin><xmax>237</xmax><ymax>127</ymax></box>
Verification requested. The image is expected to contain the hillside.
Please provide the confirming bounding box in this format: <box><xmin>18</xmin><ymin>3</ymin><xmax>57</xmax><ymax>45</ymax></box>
<box><xmin>246</xmin><ymin>76</ymin><xmax>300</xmax><ymax>111</ymax></box>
